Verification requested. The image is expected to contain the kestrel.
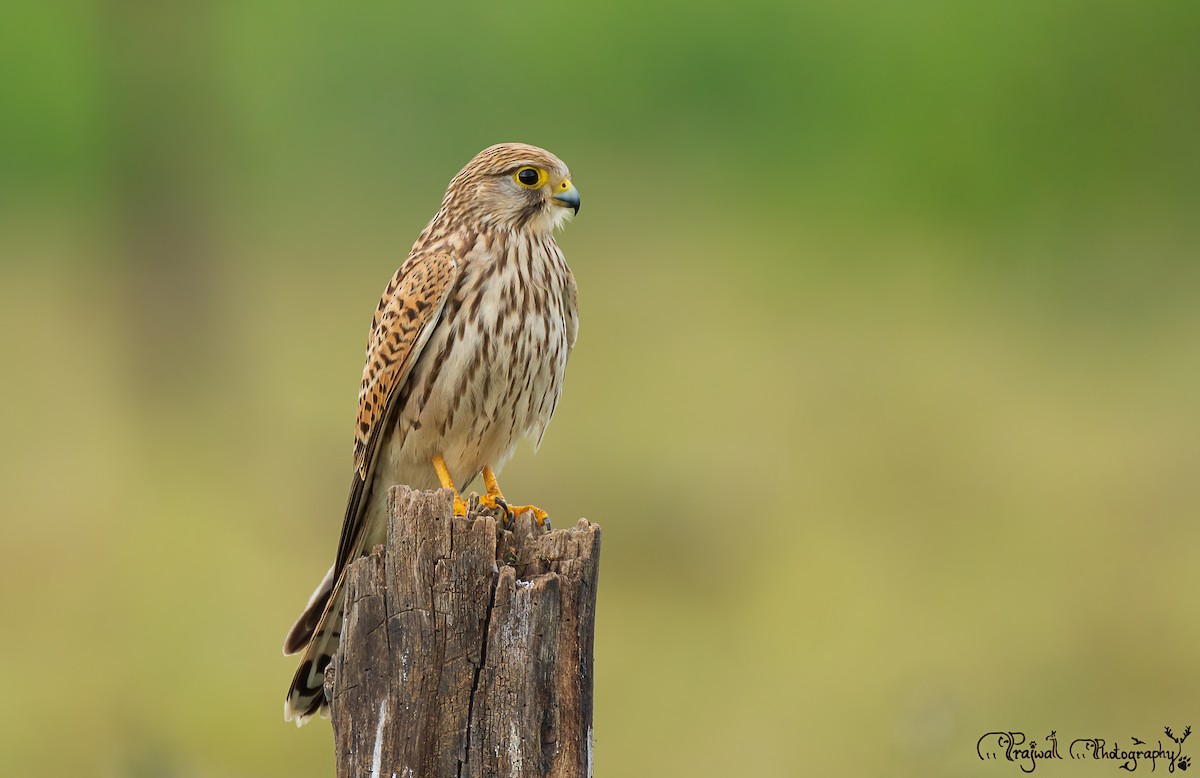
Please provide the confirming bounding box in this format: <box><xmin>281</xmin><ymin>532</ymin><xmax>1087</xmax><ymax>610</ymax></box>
<box><xmin>282</xmin><ymin>143</ymin><xmax>580</xmax><ymax>724</ymax></box>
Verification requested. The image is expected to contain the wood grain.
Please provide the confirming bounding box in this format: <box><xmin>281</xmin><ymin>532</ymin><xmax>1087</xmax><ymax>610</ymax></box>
<box><xmin>324</xmin><ymin>486</ymin><xmax>601</xmax><ymax>777</ymax></box>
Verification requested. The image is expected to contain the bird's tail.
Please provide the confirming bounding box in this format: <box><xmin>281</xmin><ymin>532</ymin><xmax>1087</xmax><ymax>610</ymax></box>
<box><xmin>283</xmin><ymin>565</ymin><xmax>335</xmax><ymax>656</ymax></box>
<box><xmin>282</xmin><ymin>565</ymin><xmax>345</xmax><ymax>725</ymax></box>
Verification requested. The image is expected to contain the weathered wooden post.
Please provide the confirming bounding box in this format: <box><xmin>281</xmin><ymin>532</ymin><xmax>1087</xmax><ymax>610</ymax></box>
<box><xmin>323</xmin><ymin>485</ymin><xmax>601</xmax><ymax>777</ymax></box>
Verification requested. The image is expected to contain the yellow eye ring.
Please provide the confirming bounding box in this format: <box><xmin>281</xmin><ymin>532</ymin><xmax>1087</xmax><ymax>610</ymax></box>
<box><xmin>514</xmin><ymin>167</ymin><xmax>547</xmax><ymax>188</ymax></box>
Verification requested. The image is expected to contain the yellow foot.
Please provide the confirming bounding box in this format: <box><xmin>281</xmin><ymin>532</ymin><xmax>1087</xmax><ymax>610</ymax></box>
<box><xmin>433</xmin><ymin>453</ymin><xmax>470</xmax><ymax>518</ymax></box>
<box><xmin>476</xmin><ymin>492</ymin><xmax>511</xmax><ymax>519</ymax></box>
<box><xmin>482</xmin><ymin>466</ymin><xmax>551</xmax><ymax>529</ymax></box>
<box><xmin>506</xmin><ymin>504</ymin><xmax>550</xmax><ymax>528</ymax></box>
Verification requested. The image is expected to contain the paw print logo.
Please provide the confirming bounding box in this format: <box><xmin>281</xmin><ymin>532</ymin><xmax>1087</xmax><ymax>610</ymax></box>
<box><xmin>1168</xmin><ymin>726</ymin><xmax>1193</xmax><ymax>771</ymax></box>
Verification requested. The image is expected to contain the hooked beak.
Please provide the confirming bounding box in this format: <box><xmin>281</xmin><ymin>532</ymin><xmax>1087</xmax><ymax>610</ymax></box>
<box><xmin>552</xmin><ymin>180</ymin><xmax>581</xmax><ymax>215</ymax></box>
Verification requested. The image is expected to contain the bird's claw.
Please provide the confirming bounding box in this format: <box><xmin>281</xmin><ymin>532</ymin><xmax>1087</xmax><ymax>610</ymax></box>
<box><xmin>451</xmin><ymin>492</ymin><xmax>546</xmax><ymax>529</ymax></box>
<box><xmin>477</xmin><ymin>493</ymin><xmax>514</xmax><ymax>524</ymax></box>
<box><xmin>507</xmin><ymin>504</ymin><xmax>550</xmax><ymax>529</ymax></box>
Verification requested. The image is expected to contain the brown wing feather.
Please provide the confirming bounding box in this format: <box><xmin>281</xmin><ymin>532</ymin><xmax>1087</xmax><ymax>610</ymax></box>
<box><xmin>354</xmin><ymin>251</ymin><xmax>458</xmax><ymax>477</ymax></box>
<box><xmin>284</xmin><ymin>252</ymin><xmax>458</xmax><ymax>661</ymax></box>
<box><xmin>333</xmin><ymin>251</ymin><xmax>457</xmax><ymax>575</ymax></box>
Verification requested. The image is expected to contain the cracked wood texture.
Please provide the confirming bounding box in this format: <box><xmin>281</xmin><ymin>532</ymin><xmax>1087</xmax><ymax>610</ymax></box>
<box><xmin>324</xmin><ymin>485</ymin><xmax>601</xmax><ymax>778</ymax></box>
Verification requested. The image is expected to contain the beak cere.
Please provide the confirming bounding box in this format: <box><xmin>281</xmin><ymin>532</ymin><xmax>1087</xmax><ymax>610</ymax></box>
<box><xmin>552</xmin><ymin>182</ymin><xmax>581</xmax><ymax>215</ymax></box>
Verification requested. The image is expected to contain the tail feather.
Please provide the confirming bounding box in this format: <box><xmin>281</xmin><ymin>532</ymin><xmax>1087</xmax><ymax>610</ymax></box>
<box><xmin>283</xmin><ymin>581</ymin><xmax>347</xmax><ymax>725</ymax></box>
<box><xmin>283</xmin><ymin>565</ymin><xmax>335</xmax><ymax>656</ymax></box>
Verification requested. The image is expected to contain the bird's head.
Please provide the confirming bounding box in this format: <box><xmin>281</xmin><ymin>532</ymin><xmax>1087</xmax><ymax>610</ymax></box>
<box><xmin>442</xmin><ymin>143</ymin><xmax>580</xmax><ymax>234</ymax></box>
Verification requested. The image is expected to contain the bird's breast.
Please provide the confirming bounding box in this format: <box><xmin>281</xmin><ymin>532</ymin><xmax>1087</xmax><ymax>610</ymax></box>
<box><xmin>390</xmin><ymin>233</ymin><xmax>575</xmax><ymax>484</ymax></box>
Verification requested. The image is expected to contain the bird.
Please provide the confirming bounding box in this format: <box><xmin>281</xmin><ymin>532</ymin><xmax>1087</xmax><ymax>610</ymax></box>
<box><xmin>281</xmin><ymin>143</ymin><xmax>580</xmax><ymax>725</ymax></box>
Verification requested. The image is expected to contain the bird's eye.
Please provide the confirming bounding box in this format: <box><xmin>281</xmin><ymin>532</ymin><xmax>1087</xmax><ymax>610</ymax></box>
<box><xmin>515</xmin><ymin>167</ymin><xmax>545</xmax><ymax>188</ymax></box>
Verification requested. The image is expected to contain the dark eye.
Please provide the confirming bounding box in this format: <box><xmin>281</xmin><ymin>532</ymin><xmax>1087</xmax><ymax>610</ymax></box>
<box><xmin>515</xmin><ymin>167</ymin><xmax>544</xmax><ymax>187</ymax></box>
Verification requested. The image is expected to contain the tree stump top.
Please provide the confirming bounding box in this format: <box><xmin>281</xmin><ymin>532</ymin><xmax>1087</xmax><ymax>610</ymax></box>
<box><xmin>325</xmin><ymin>486</ymin><xmax>601</xmax><ymax>778</ymax></box>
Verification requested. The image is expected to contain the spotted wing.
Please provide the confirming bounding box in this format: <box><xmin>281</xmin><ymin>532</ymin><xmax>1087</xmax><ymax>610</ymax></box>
<box><xmin>339</xmin><ymin>250</ymin><xmax>457</xmax><ymax>568</ymax></box>
<box><xmin>353</xmin><ymin>252</ymin><xmax>457</xmax><ymax>477</ymax></box>
<box><xmin>282</xmin><ymin>251</ymin><xmax>457</xmax><ymax>661</ymax></box>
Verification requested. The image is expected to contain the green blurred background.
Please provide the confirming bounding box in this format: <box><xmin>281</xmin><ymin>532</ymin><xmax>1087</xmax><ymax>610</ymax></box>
<box><xmin>2</xmin><ymin>1</ymin><xmax>1198</xmax><ymax>775</ymax></box>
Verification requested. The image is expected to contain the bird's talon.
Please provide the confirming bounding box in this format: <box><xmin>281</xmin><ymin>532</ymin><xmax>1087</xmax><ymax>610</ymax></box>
<box><xmin>452</xmin><ymin>494</ymin><xmax>469</xmax><ymax>517</ymax></box>
<box><xmin>477</xmin><ymin>493</ymin><xmax>513</xmax><ymax>523</ymax></box>
<box><xmin>480</xmin><ymin>468</ymin><xmax>547</xmax><ymax>528</ymax></box>
<box><xmin>507</xmin><ymin>505</ymin><xmax>550</xmax><ymax>528</ymax></box>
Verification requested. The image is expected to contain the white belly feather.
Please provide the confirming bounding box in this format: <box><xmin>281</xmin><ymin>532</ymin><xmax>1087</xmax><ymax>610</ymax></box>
<box><xmin>360</xmin><ymin>235</ymin><xmax>573</xmax><ymax>546</ymax></box>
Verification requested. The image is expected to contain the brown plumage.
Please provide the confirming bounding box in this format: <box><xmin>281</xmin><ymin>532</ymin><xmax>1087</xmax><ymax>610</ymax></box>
<box><xmin>282</xmin><ymin>143</ymin><xmax>580</xmax><ymax>724</ymax></box>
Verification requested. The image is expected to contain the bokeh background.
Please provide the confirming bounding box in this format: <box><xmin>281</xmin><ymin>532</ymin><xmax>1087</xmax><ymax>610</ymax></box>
<box><xmin>2</xmin><ymin>1</ymin><xmax>1198</xmax><ymax>775</ymax></box>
